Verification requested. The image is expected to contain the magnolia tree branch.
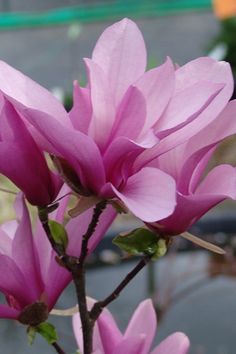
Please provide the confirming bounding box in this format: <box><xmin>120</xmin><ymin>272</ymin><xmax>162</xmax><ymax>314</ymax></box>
<box><xmin>90</xmin><ymin>254</ymin><xmax>152</xmax><ymax>322</ymax></box>
<box><xmin>38</xmin><ymin>200</ymin><xmax>107</xmax><ymax>354</ymax></box>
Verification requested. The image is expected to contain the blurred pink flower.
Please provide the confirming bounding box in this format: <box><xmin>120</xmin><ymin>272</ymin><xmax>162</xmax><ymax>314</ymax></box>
<box><xmin>147</xmin><ymin>100</ymin><xmax>236</xmax><ymax>235</ymax></box>
<box><xmin>0</xmin><ymin>19</ymin><xmax>233</xmax><ymax>221</ymax></box>
<box><xmin>0</xmin><ymin>192</ymin><xmax>115</xmax><ymax>323</ymax></box>
<box><xmin>73</xmin><ymin>299</ymin><xmax>190</xmax><ymax>354</ymax></box>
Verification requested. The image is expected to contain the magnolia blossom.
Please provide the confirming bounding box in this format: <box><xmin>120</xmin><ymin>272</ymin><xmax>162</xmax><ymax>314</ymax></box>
<box><xmin>0</xmin><ymin>19</ymin><xmax>233</xmax><ymax>222</ymax></box>
<box><xmin>73</xmin><ymin>299</ymin><xmax>190</xmax><ymax>354</ymax></box>
<box><xmin>0</xmin><ymin>96</ymin><xmax>62</xmax><ymax>206</ymax></box>
<box><xmin>147</xmin><ymin>100</ymin><xmax>236</xmax><ymax>236</ymax></box>
<box><xmin>0</xmin><ymin>192</ymin><xmax>115</xmax><ymax>323</ymax></box>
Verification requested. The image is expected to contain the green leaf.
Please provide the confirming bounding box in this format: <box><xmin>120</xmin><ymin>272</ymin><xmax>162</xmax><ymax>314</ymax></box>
<box><xmin>113</xmin><ymin>228</ymin><xmax>167</xmax><ymax>259</ymax></box>
<box><xmin>27</xmin><ymin>326</ymin><xmax>37</xmax><ymax>345</ymax></box>
<box><xmin>36</xmin><ymin>322</ymin><xmax>58</xmax><ymax>345</ymax></box>
<box><xmin>48</xmin><ymin>220</ymin><xmax>68</xmax><ymax>252</ymax></box>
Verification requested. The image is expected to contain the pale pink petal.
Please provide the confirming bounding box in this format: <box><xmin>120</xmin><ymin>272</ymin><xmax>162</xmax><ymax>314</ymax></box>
<box><xmin>124</xmin><ymin>299</ymin><xmax>156</xmax><ymax>354</ymax></box>
<box><xmin>85</xmin><ymin>58</ymin><xmax>115</xmax><ymax>150</ymax></box>
<box><xmin>0</xmin><ymin>60</ymin><xmax>69</xmax><ymax>125</ymax></box>
<box><xmin>111</xmin><ymin>167</ymin><xmax>176</xmax><ymax>222</ymax></box>
<box><xmin>195</xmin><ymin>164</ymin><xmax>236</xmax><ymax>198</ymax></box>
<box><xmin>177</xmin><ymin>100</ymin><xmax>236</xmax><ymax>191</ymax></box>
<box><xmin>69</xmin><ymin>81</ymin><xmax>92</xmax><ymax>134</ymax></box>
<box><xmin>73</xmin><ymin>312</ymin><xmax>85</xmax><ymax>353</ymax></box>
<box><xmin>92</xmin><ymin>18</ymin><xmax>146</xmax><ymax>106</ymax></box>
<box><xmin>113</xmin><ymin>336</ymin><xmax>146</xmax><ymax>354</ymax></box>
<box><xmin>175</xmin><ymin>57</ymin><xmax>233</xmax><ymax>95</ymax></box>
<box><xmin>151</xmin><ymin>332</ymin><xmax>190</xmax><ymax>354</ymax></box>
<box><xmin>136</xmin><ymin>57</ymin><xmax>175</xmax><ymax>133</ymax></box>
<box><xmin>0</xmin><ymin>304</ymin><xmax>19</xmax><ymax>319</ymax></box>
<box><xmin>155</xmin><ymin>81</ymin><xmax>223</xmax><ymax>133</ymax></box>
<box><xmin>95</xmin><ymin>307</ymin><xmax>123</xmax><ymax>354</ymax></box>
<box><xmin>109</xmin><ymin>86</ymin><xmax>146</xmax><ymax>143</ymax></box>
<box><xmin>0</xmin><ymin>228</ymin><xmax>12</xmax><ymax>256</ymax></box>
<box><xmin>134</xmin><ymin>58</ymin><xmax>233</xmax><ymax>171</ymax></box>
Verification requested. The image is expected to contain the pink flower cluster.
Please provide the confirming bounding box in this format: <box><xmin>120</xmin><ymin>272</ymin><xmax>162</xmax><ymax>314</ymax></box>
<box><xmin>0</xmin><ymin>17</ymin><xmax>235</xmax><ymax>353</ymax></box>
<box><xmin>0</xmin><ymin>18</ymin><xmax>235</xmax><ymax>229</ymax></box>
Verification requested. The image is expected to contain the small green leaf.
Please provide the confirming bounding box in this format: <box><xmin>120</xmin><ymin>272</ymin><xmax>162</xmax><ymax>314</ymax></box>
<box><xmin>27</xmin><ymin>326</ymin><xmax>37</xmax><ymax>345</ymax></box>
<box><xmin>48</xmin><ymin>220</ymin><xmax>68</xmax><ymax>252</ymax></box>
<box><xmin>113</xmin><ymin>228</ymin><xmax>167</xmax><ymax>259</ymax></box>
<box><xmin>36</xmin><ymin>322</ymin><xmax>58</xmax><ymax>345</ymax></box>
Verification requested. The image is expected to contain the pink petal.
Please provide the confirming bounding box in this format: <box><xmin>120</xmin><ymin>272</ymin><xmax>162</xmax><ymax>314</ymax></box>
<box><xmin>103</xmin><ymin>137</ymin><xmax>145</xmax><ymax>186</ymax></box>
<box><xmin>111</xmin><ymin>167</ymin><xmax>176</xmax><ymax>222</ymax></box>
<box><xmin>69</xmin><ymin>81</ymin><xmax>92</xmax><ymax>134</ymax></box>
<box><xmin>0</xmin><ymin>100</ymin><xmax>61</xmax><ymax>205</ymax></box>
<box><xmin>124</xmin><ymin>299</ymin><xmax>156</xmax><ymax>354</ymax></box>
<box><xmin>134</xmin><ymin>58</ymin><xmax>233</xmax><ymax>171</ymax></box>
<box><xmin>85</xmin><ymin>58</ymin><xmax>115</xmax><ymax>150</ymax></box>
<box><xmin>20</xmin><ymin>108</ymin><xmax>106</xmax><ymax>193</ymax></box>
<box><xmin>0</xmin><ymin>60</ymin><xmax>69</xmax><ymax>125</ymax></box>
<box><xmin>178</xmin><ymin>99</ymin><xmax>236</xmax><ymax>192</ymax></box>
<box><xmin>12</xmin><ymin>194</ymin><xmax>44</xmax><ymax>301</ymax></box>
<box><xmin>73</xmin><ymin>303</ymin><xmax>122</xmax><ymax>354</ymax></box>
<box><xmin>136</xmin><ymin>57</ymin><xmax>175</xmax><ymax>133</ymax></box>
<box><xmin>44</xmin><ymin>258</ymin><xmax>71</xmax><ymax>310</ymax></box>
<box><xmin>92</xmin><ymin>18</ymin><xmax>146</xmax><ymax>106</ymax></box>
<box><xmin>175</xmin><ymin>57</ymin><xmax>233</xmax><ymax>95</ymax></box>
<box><xmin>195</xmin><ymin>164</ymin><xmax>236</xmax><ymax>198</ymax></box>
<box><xmin>95</xmin><ymin>307</ymin><xmax>123</xmax><ymax>354</ymax></box>
<box><xmin>151</xmin><ymin>332</ymin><xmax>190</xmax><ymax>354</ymax></box>
<box><xmin>113</xmin><ymin>336</ymin><xmax>146</xmax><ymax>354</ymax></box>
<box><xmin>73</xmin><ymin>312</ymin><xmax>85</xmax><ymax>353</ymax></box>
<box><xmin>0</xmin><ymin>304</ymin><xmax>19</xmax><ymax>319</ymax></box>
<box><xmin>158</xmin><ymin>165</ymin><xmax>236</xmax><ymax>235</ymax></box>
<box><xmin>0</xmin><ymin>254</ymin><xmax>34</xmax><ymax>306</ymax></box>
<box><xmin>109</xmin><ymin>86</ymin><xmax>146</xmax><ymax>143</ymax></box>
<box><xmin>155</xmin><ymin>81</ymin><xmax>223</xmax><ymax>133</ymax></box>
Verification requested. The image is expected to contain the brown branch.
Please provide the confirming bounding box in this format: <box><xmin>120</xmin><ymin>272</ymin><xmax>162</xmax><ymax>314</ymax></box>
<box><xmin>90</xmin><ymin>254</ymin><xmax>152</xmax><ymax>322</ymax></box>
<box><xmin>79</xmin><ymin>200</ymin><xmax>107</xmax><ymax>264</ymax></box>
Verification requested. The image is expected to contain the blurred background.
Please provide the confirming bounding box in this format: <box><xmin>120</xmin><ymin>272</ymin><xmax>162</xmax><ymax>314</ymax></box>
<box><xmin>1</xmin><ymin>1</ymin><xmax>236</xmax><ymax>353</ymax></box>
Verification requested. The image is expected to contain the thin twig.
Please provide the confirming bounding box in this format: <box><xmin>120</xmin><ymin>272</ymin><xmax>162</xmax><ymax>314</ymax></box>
<box><xmin>90</xmin><ymin>254</ymin><xmax>152</xmax><ymax>322</ymax></box>
<box><xmin>79</xmin><ymin>200</ymin><xmax>107</xmax><ymax>264</ymax></box>
<box><xmin>52</xmin><ymin>342</ymin><xmax>66</xmax><ymax>354</ymax></box>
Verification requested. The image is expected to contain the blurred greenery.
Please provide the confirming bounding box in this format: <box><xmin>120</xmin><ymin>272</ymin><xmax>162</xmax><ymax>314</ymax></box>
<box><xmin>211</xmin><ymin>18</ymin><xmax>236</xmax><ymax>75</ymax></box>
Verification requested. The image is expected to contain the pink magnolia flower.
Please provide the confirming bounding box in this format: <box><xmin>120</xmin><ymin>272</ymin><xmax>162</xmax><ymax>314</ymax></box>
<box><xmin>147</xmin><ymin>100</ymin><xmax>236</xmax><ymax>236</ymax></box>
<box><xmin>73</xmin><ymin>299</ymin><xmax>190</xmax><ymax>354</ymax></box>
<box><xmin>0</xmin><ymin>96</ymin><xmax>62</xmax><ymax>206</ymax></box>
<box><xmin>0</xmin><ymin>192</ymin><xmax>115</xmax><ymax>323</ymax></box>
<box><xmin>0</xmin><ymin>19</ymin><xmax>233</xmax><ymax>221</ymax></box>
